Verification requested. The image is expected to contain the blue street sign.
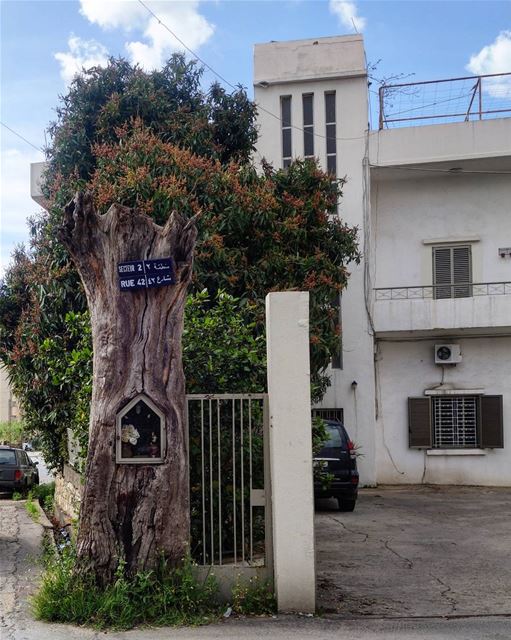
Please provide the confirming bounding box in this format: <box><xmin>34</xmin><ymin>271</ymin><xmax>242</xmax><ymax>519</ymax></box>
<box><xmin>117</xmin><ymin>258</ymin><xmax>176</xmax><ymax>292</ymax></box>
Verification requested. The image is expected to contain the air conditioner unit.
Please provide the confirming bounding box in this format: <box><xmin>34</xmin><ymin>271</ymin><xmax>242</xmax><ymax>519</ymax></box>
<box><xmin>434</xmin><ymin>344</ymin><xmax>462</xmax><ymax>365</ymax></box>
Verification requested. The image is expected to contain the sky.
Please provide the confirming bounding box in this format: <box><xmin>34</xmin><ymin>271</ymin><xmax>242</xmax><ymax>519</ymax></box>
<box><xmin>1</xmin><ymin>0</ymin><xmax>510</xmax><ymax>274</ymax></box>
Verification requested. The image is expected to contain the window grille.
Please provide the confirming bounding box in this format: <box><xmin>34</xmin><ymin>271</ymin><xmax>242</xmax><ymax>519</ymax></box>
<box><xmin>433</xmin><ymin>245</ymin><xmax>472</xmax><ymax>299</ymax></box>
<box><xmin>303</xmin><ymin>94</ymin><xmax>314</xmax><ymax>158</ymax></box>
<box><xmin>433</xmin><ymin>396</ymin><xmax>478</xmax><ymax>448</ymax></box>
<box><xmin>312</xmin><ymin>407</ymin><xmax>344</xmax><ymax>423</ymax></box>
<box><xmin>281</xmin><ymin>96</ymin><xmax>292</xmax><ymax>168</ymax></box>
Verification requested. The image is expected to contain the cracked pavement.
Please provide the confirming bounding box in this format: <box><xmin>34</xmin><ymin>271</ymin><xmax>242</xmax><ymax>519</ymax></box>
<box><xmin>316</xmin><ymin>485</ymin><xmax>511</xmax><ymax>618</ymax></box>
<box><xmin>2</xmin><ymin>490</ymin><xmax>511</xmax><ymax>639</ymax></box>
<box><xmin>0</xmin><ymin>500</ymin><xmax>46</xmax><ymax>640</ymax></box>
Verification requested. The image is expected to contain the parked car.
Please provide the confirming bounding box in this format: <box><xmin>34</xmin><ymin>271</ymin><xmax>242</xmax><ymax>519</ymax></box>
<box><xmin>314</xmin><ymin>420</ymin><xmax>359</xmax><ymax>512</ymax></box>
<box><xmin>0</xmin><ymin>446</ymin><xmax>39</xmax><ymax>495</ymax></box>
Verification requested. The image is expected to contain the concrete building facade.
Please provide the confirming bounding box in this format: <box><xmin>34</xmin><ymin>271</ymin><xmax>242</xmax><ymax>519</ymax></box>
<box><xmin>254</xmin><ymin>35</ymin><xmax>511</xmax><ymax>486</ymax></box>
<box><xmin>255</xmin><ymin>36</ymin><xmax>377</xmax><ymax>486</ymax></box>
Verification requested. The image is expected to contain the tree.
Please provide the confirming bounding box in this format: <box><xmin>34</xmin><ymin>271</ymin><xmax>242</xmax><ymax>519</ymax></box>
<box><xmin>59</xmin><ymin>191</ymin><xmax>198</xmax><ymax>583</ymax></box>
<box><xmin>0</xmin><ymin>57</ymin><xmax>359</xmax><ymax>584</ymax></box>
<box><xmin>0</xmin><ymin>56</ymin><xmax>258</xmax><ymax>473</ymax></box>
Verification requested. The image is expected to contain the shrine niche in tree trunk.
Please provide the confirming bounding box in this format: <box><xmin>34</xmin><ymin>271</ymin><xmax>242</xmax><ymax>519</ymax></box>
<box><xmin>59</xmin><ymin>192</ymin><xmax>199</xmax><ymax>585</ymax></box>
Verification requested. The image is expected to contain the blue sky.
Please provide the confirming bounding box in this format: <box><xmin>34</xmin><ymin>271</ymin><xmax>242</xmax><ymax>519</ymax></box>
<box><xmin>1</xmin><ymin>0</ymin><xmax>510</xmax><ymax>273</ymax></box>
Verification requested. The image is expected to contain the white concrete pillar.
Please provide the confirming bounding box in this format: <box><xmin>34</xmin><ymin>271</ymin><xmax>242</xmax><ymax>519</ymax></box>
<box><xmin>265</xmin><ymin>291</ymin><xmax>316</xmax><ymax>613</ymax></box>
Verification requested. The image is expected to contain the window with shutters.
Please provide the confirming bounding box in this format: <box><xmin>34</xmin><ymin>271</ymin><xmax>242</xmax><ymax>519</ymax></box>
<box><xmin>281</xmin><ymin>96</ymin><xmax>292</xmax><ymax>168</ymax></box>
<box><xmin>408</xmin><ymin>395</ymin><xmax>504</xmax><ymax>449</ymax></box>
<box><xmin>433</xmin><ymin>245</ymin><xmax>472</xmax><ymax>299</ymax></box>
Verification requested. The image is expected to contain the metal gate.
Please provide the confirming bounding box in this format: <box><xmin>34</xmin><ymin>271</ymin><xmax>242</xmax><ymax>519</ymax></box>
<box><xmin>186</xmin><ymin>394</ymin><xmax>272</xmax><ymax>582</ymax></box>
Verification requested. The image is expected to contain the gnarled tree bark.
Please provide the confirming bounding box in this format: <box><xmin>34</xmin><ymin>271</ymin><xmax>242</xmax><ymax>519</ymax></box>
<box><xmin>59</xmin><ymin>192</ymin><xmax>199</xmax><ymax>585</ymax></box>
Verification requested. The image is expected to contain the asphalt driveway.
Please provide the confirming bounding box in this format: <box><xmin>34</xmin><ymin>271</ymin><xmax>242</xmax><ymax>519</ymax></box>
<box><xmin>315</xmin><ymin>485</ymin><xmax>511</xmax><ymax>618</ymax></box>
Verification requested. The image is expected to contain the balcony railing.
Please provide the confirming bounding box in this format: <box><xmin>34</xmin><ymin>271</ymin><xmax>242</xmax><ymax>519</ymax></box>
<box><xmin>374</xmin><ymin>282</ymin><xmax>511</xmax><ymax>301</ymax></box>
<box><xmin>378</xmin><ymin>73</ymin><xmax>511</xmax><ymax>129</ymax></box>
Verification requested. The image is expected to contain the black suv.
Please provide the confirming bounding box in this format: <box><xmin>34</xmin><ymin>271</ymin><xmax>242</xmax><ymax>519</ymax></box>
<box><xmin>314</xmin><ymin>420</ymin><xmax>359</xmax><ymax>512</ymax></box>
<box><xmin>0</xmin><ymin>446</ymin><xmax>39</xmax><ymax>495</ymax></box>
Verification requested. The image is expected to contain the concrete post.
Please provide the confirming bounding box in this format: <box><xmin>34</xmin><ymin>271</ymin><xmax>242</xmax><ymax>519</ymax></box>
<box><xmin>265</xmin><ymin>291</ymin><xmax>316</xmax><ymax>613</ymax></box>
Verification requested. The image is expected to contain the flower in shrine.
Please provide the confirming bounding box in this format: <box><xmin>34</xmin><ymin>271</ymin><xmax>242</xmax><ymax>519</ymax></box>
<box><xmin>121</xmin><ymin>424</ymin><xmax>140</xmax><ymax>445</ymax></box>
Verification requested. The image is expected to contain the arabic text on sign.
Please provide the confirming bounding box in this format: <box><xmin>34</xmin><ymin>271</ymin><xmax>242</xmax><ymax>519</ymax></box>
<box><xmin>117</xmin><ymin>258</ymin><xmax>175</xmax><ymax>292</ymax></box>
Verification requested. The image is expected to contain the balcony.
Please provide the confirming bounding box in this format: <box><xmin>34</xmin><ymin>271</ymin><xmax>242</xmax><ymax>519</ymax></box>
<box><xmin>373</xmin><ymin>282</ymin><xmax>511</xmax><ymax>337</ymax></box>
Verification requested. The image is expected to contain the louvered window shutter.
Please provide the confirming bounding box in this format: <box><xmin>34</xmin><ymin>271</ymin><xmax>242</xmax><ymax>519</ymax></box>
<box><xmin>480</xmin><ymin>395</ymin><xmax>504</xmax><ymax>448</ymax></box>
<box><xmin>433</xmin><ymin>248</ymin><xmax>452</xmax><ymax>299</ymax></box>
<box><xmin>433</xmin><ymin>245</ymin><xmax>472</xmax><ymax>299</ymax></box>
<box><xmin>452</xmin><ymin>246</ymin><xmax>472</xmax><ymax>298</ymax></box>
<box><xmin>408</xmin><ymin>398</ymin><xmax>432</xmax><ymax>448</ymax></box>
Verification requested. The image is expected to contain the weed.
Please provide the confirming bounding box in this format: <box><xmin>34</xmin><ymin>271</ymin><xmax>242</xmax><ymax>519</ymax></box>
<box><xmin>231</xmin><ymin>575</ymin><xmax>276</xmax><ymax>616</ymax></box>
<box><xmin>25</xmin><ymin>492</ymin><xmax>40</xmax><ymax>522</ymax></box>
<box><xmin>32</xmin><ymin>482</ymin><xmax>55</xmax><ymax>515</ymax></box>
<box><xmin>32</xmin><ymin>547</ymin><xmax>221</xmax><ymax>630</ymax></box>
<box><xmin>12</xmin><ymin>491</ymin><xmax>22</xmax><ymax>501</ymax></box>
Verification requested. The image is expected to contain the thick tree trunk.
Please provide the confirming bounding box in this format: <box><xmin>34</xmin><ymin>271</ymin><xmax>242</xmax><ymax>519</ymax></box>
<box><xmin>59</xmin><ymin>192</ymin><xmax>198</xmax><ymax>584</ymax></box>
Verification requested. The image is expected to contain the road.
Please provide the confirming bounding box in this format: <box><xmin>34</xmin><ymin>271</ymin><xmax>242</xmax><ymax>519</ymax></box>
<box><xmin>2</xmin><ymin>487</ymin><xmax>511</xmax><ymax>639</ymax></box>
<box><xmin>27</xmin><ymin>452</ymin><xmax>53</xmax><ymax>485</ymax></box>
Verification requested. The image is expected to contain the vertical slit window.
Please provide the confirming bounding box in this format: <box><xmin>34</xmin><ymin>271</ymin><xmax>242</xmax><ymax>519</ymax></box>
<box><xmin>303</xmin><ymin>93</ymin><xmax>314</xmax><ymax>158</ymax></box>
<box><xmin>331</xmin><ymin>293</ymin><xmax>343</xmax><ymax>369</ymax></box>
<box><xmin>281</xmin><ymin>96</ymin><xmax>292</xmax><ymax>168</ymax></box>
<box><xmin>325</xmin><ymin>92</ymin><xmax>337</xmax><ymax>176</ymax></box>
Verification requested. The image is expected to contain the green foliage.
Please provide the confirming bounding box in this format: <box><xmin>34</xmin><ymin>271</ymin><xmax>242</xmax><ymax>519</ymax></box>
<box><xmin>25</xmin><ymin>492</ymin><xmax>40</xmax><ymax>522</ymax></box>
<box><xmin>33</xmin><ymin>548</ymin><xmax>220</xmax><ymax>630</ymax></box>
<box><xmin>0</xmin><ymin>56</ymin><xmax>359</xmax><ymax>473</ymax></box>
<box><xmin>312</xmin><ymin>416</ymin><xmax>334</xmax><ymax>490</ymax></box>
<box><xmin>12</xmin><ymin>491</ymin><xmax>22</xmax><ymax>501</ymax></box>
<box><xmin>184</xmin><ymin>290</ymin><xmax>266</xmax><ymax>394</ymax></box>
<box><xmin>231</xmin><ymin>576</ymin><xmax>276</xmax><ymax>616</ymax></box>
<box><xmin>0</xmin><ymin>420</ymin><xmax>24</xmax><ymax>446</ymax></box>
<box><xmin>33</xmin><ymin>482</ymin><xmax>56</xmax><ymax>514</ymax></box>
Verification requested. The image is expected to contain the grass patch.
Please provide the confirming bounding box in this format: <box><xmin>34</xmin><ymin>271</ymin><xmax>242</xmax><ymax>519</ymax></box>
<box><xmin>32</xmin><ymin>548</ymin><xmax>222</xmax><ymax>630</ymax></box>
<box><xmin>231</xmin><ymin>575</ymin><xmax>277</xmax><ymax>616</ymax></box>
<box><xmin>0</xmin><ymin>420</ymin><xmax>24</xmax><ymax>446</ymax></box>
<box><xmin>25</xmin><ymin>492</ymin><xmax>40</xmax><ymax>522</ymax></box>
<box><xmin>12</xmin><ymin>491</ymin><xmax>23</xmax><ymax>501</ymax></box>
<box><xmin>33</xmin><ymin>482</ymin><xmax>55</xmax><ymax>515</ymax></box>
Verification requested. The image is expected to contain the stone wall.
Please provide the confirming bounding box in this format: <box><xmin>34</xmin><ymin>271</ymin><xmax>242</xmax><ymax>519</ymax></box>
<box><xmin>54</xmin><ymin>463</ymin><xmax>82</xmax><ymax>524</ymax></box>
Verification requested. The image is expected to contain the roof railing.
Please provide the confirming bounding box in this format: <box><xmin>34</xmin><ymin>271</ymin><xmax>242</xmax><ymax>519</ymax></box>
<box><xmin>378</xmin><ymin>73</ymin><xmax>511</xmax><ymax>130</ymax></box>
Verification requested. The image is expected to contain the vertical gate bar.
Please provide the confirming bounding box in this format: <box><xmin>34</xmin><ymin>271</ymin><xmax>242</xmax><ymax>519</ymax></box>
<box><xmin>185</xmin><ymin>398</ymin><xmax>190</xmax><ymax>543</ymax></box>
<box><xmin>217</xmin><ymin>399</ymin><xmax>222</xmax><ymax>565</ymax></box>
<box><xmin>249</xmin><ymin>399</ymin><xmax>253</xmax><ymax>562</ymax></box>
<box><xmin>240</xmin><ymin>398</ymin><xmax>245</xmax><ymax>563</ymax></box>
<box><xmin>209</xmin><ymin>398</ymin><xmax>214</xmax><ymax>564</ymax></box>
<box><xmin>200</xmin><ymin>399</ymin><xmax>206</xmax><ymax>565</ymax></box>
<box><xmin>232</xmin><ymin>398</ymin><xmax>237</xmax><ymax>565</ymax></box>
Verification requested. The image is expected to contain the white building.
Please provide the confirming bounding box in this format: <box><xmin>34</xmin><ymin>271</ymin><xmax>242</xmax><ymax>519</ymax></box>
<box><xmin>254</xmin><ymin>35</ymin><xmax>511</xmax><ymax>486</ymax></box>
<box><xmin>0</xmin><ymin>366</ymin><xmax>19</xmax><ymax>424</ymax></box>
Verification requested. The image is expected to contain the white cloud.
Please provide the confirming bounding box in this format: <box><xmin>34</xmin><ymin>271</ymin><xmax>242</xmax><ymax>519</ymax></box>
<box><xmin>79</xmin><ymin>0</ymin><xmax>215</xmax><ymax>71</ymax></box>
<box><xmin>466</xmin><ymin>31</ymin><xmax>511</xmax><ymax>98</ymax></box>
<box><xmin>329</xmin><ymin>0</ymin><xmax>366</xmax><ymax>33</ymax></box>
<box><xmin>55</xmin><ymin>35</ymin><xmax>110</xmax><ymax>85</ymax></box>
<box><xmin>80</xmin><ymin>0</ymin><xmax>147</xmax><ymax>30</ymax></box>
<box><xmin>0</xmin><ymin>147</ymin><xmax>44</xmax><ymax>275</ymax></box>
